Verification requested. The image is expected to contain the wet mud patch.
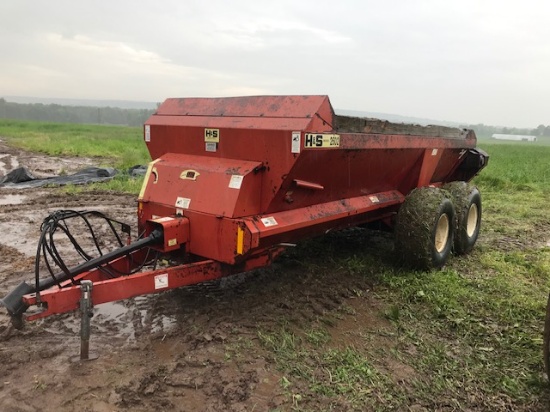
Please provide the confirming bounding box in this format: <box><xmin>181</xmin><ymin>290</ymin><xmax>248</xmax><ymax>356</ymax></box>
<box><xmin>0</xmin><ymin>193</ymin><xmax>27</xmax><ymax>205</ymax></box>
<box><xmin>114</xmin><ymin>357</ymin><xmax>278</xmax><ymax>412</ymax></box>
<box><xmin>478</xmin><ymin>219</ymin><xmax>550</xmax><ymax>253</ymax></box>
<box><xmin>329</xmin><ymin>296</ymin><xmax>418</xmax><ymax>386</ymax></box>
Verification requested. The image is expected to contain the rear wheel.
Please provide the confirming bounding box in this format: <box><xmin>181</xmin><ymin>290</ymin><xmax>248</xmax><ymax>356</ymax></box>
<box><xmin>443</xmin><ymin>181</ymin><xmax>482</xmax><ymax>255</ymax></box>
<box><xmin>395</xmin><ymin>187</ymin><xmax>455</xmax><ymax>270</ymax></box>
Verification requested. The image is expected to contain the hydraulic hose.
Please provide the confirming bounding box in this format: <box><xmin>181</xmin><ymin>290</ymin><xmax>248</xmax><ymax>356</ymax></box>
<box><xmin>0</xmin><ymin>228</ymin><xmax>163</xmax><ymax>319</ymax></box>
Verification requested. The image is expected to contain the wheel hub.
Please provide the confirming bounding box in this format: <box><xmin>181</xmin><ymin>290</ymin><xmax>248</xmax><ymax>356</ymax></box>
<box><xmin>466</xmin><ymin>203</ymin><xmax>479</xmax><ymax>238</ymax></box>
<box><xmin>435</xmin><ymin>214</ymin><xmax>450</xmax><ymax>253</ymax></box>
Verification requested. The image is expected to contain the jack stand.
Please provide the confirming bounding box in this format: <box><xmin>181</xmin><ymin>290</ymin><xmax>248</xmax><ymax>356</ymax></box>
<box><xmin>71</xmin><ymin>280</ymin><xmax>98</xmax><ymax>362</ymax></box>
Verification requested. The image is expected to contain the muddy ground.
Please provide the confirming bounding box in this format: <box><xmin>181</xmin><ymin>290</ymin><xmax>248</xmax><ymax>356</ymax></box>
<box><xmin>0</xmin><ymin>142</ymin><xmax>403</xmax><ymax>412</ymax></box>
<box><xmin>0</xmin><ymin>142</ymin><xmax>547</xmax><ymax>411</ymax></box>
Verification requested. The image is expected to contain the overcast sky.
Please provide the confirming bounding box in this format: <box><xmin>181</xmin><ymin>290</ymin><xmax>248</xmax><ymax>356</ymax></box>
<box><xmin>1</xmin><ymin>0</ymin><xmax>548</xmax><ymax>127</ymax></box>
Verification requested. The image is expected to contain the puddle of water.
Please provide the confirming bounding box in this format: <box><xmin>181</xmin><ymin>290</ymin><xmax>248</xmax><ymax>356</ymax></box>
<box><xmin>0</xmin><ymin>194</ymin><xmax>27</xmax><ymax>205</ymax></box>
<box><xmin>95</xmin><ymin>300</ymin><xmax>128</xmax><ymax>318</ymax></box>
<box><xmin>0</xmin><ymin>154</ymin><xmax>19</xmax><ymax>176</ymax></box>
<box><xmin>155</xmin><ymin>314</ymin><xmax>177</xmax><ymax>333</ymax></box>
<box><xmin>93</xmin><ymin>301</ymin><xmax>135</xmax><ymax>338</ymax></box>
<box><xmin>93</xmin><ymin>297</ymin><xmax>178</xmax><ymax>341</ymax></box>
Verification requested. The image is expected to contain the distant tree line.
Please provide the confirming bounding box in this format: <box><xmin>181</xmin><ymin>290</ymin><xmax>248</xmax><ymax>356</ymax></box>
<box><xmin>460</xmin><ymin>123</ymin><xmax>550</xmax><ymax>138</ymax></box>
<box><xmin>533</xmin><ymin>124</ymin><xmax>550</xmax><ymax>136</ymax></box>
<box><xmin>0</xmin><ymin>98</ymin><xmax>154</xmax><ymax>127</ymax></box>
<box><xmin>2</xmin><ymin>98</ymin><xmax>549</xmax><ymax>136</ymax></box>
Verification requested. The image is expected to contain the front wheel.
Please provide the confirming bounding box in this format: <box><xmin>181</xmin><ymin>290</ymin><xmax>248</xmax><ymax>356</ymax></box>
<box><xmin>395</xmin><ymin>187</ymin><xmax>456</xmax><ymax>270</ymax></box>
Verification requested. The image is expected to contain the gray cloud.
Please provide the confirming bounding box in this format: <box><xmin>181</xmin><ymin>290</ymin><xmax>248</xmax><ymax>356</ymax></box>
<box><xmin>1</xmin><ymin>0</ymin><xmax>548</xmax><ymax>127</ymax></box>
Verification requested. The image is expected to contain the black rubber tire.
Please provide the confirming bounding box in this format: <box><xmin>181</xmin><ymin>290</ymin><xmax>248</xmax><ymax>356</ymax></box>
<box><xmin>443</xmin><ymin>182</ymin><xmax>482</xmax><ymax>255</ymax></box>
<box><xmin>395</xmin><ymin>187</ymin><xmax>456</xmax><ymax>270</ymax></box>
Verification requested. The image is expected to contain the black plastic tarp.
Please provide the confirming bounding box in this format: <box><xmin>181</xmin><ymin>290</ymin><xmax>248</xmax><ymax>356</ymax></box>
<box><xmin>0</xmin><ymin>166</ymin><xmax>117</xmax><ymax>189</ymax></box>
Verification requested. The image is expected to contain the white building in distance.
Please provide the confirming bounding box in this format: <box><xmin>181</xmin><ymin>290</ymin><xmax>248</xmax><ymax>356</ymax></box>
<box><xmin>491</xmin><ymin>134</ymin><xmax>537</xmax><ymax>142</ymax></box>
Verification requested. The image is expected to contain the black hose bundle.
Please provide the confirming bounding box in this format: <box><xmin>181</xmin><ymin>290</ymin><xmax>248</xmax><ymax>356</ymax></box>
<box><xmin>34</xmin><ymin>210</ymin><xmax>156</xmax><ymax>295</ymax></box>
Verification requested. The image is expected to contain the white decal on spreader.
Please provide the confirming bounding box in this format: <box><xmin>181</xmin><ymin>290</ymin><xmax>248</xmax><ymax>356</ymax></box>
<box><xmin>229</xmin><ymin>175</ymin><xmax>244</xmax><ymax>189</ymax></box>
<box><xmin>261</xmin><ymin>216</ymin><xmax>278</xmax><ymax>227</ymax></box>
<box><xmin>175</xmin><ymin>197</ymin><xmax>191</xmax><ymax>209</ymax></box>
<box><xmin>291</xmin><ymin>131</ymin><xmax>301</xmax><ymax>153</ymax></box>
<box><xmin>144</xmin><ymin>125</ymin><xmax>151</xmax><ymax>142</ymax></box>
<box><xmin>154</xmin><ymin>273</ymin><xmax>168</xmax><ymax>290</ymax></box>
<box><xmin>304</xmin><ymin>133</ymin><xmax>340</xmax><ymax>148</ymax></box>
<box><xmin>204</xmin><ymin>128</ymin><xmax>220</xmax><ymax>143</ymax></box>
<box><xmin>154</xmin><ymin>217</ymin><xmax>174</xmax><ymax>223</ymax></box>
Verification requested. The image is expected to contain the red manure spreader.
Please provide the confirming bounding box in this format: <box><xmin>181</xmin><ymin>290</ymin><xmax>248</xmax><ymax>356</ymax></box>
<box><xmin>1</xmin><ymin>95</ymin><xmax>488</xmax><ymax>329</ymax></box>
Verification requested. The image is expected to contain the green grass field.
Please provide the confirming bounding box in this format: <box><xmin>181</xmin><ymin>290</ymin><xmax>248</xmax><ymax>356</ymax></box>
<box><xmin>477</xmin><ymin>143</ymin><xmax>550</xmax><ymax>191</ymax></box>
<box><xmin>265</xmin><ymin>141</ymin><xmax>550</xmax><ymax>410</ymax></box>
<box><xmin>253</xmin><ymin>140</ymin><xmax>550</xmax><ymax>410</ymax></box>
<box><xmin>0</xmin><ymin>119</ymin><xmax>150</xmax><ymax>193</ymax></box>
<box><xmin>0</xmin><ymin>119</ymin><xmax>150</xmax><ymax>169</ymax></box>
<box><xmin>1</xmin><ymin>120</ymin><xmax>549</xmax><ymax>410</ymax></box>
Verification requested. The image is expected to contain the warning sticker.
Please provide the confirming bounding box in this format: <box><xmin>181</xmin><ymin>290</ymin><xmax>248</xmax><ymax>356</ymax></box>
<box><xmin>154</xmin><ymin>216</ymin><xmax>174</xmax><ymax>223</ymax></box>
<box><xmin>261</xmin><ymin>216</ymin><xmax>278</xmax><ymax>227</ymax></box>
<box><xmin>154</xmin><ymin>273</ymin><xmax>168</xmax><ymax>290</ymax></box>
<box><xmin>205</xmin><ymin>142</ymin><xmax>217</xmax><ymax>152</ymax></box>
<box><xmin>304</xmin><ymin>133</ymin><xmax>340</xmax><ymax>148</ymax></box>
<box><xmin>229</xmin><ymin>175</ymin><xmax>244</xmax><ymax>189</ymax></box>
<box><xmin>291</xmin><ymin>131</ymin><xmax>301</xmax><ymax>153</ymax></box>
<box><xmin>144</xmin><ymin>125</ymin><xmax>151</xmax><ymax>142</ymax></box>
<box><xmin>175</xmin><ymin>197</ymin><xmax>191</xmax><ymax>209</ymax></box>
